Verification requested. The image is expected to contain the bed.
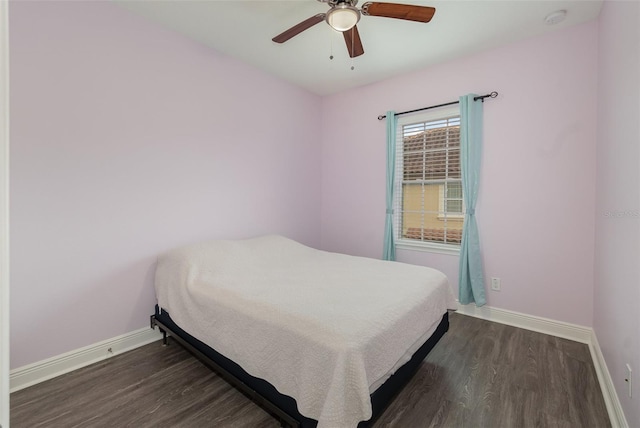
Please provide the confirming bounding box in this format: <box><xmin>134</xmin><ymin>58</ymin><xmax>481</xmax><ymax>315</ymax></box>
<box><xmin>150</xmin><ymin>235</ymin><xmax>457</xmax><ymax>427</ymax></box>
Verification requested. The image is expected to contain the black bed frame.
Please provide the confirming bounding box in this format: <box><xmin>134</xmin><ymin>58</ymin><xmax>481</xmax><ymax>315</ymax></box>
<box><xmin>150</xmin><ymin>305</ymin><xmax>449</xmax><ymax>427</ymax></box>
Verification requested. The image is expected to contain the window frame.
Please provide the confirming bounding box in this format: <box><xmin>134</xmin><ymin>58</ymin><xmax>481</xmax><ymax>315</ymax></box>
<box><xmin>393</xmin><ymin>105</ymin><xmax>463</xmax><ymax>255</ymax></box>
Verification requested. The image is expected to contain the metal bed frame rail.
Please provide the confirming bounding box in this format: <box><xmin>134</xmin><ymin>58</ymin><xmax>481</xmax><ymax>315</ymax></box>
<box><xmin>150</xmin><ymin>314</ymin><xmax>301</xmax><ymax>428</ymax></box>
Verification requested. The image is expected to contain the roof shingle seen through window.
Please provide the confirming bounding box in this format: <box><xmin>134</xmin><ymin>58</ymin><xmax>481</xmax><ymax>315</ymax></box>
<box><xmin>403</xmin><ymin>125</ymin><xmax>460</xmax><ymax>181</ymax></box>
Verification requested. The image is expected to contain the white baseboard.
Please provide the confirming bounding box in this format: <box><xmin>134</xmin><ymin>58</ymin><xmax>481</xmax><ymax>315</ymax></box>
<box><xmin>456</xmin><ymin>302</ymin><xmax>592</xmax><ymax>343</ymax></box>
<box><xmin>10</xmin><ymin>327</ymin><xmax>162</xmax><ymax>393</ymax></box>
<box><xmin>456</xmin><ymin>302</ymin><xmax>626</xmax><ymax>427</ymax></box>
<box><xmin>589</xmin><ymin>331</ymin><xmax>629</xmax><ymax>428</ymax></box>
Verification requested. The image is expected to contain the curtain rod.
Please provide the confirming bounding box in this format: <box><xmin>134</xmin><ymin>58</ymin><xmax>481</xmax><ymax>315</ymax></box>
<box><xmin>377</xmin><ymin>91</ymin><xmax>498</xmax><ymax>121</ymax></box>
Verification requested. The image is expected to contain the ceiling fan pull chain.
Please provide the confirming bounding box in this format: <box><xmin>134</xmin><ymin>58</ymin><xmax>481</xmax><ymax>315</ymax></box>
<box><xmin>329</xmin><ymin>30</ymin><xmax>334</xmax><ymax>60</ymax></box>
<box><xmin>350</xmin><ymin>29</ymin><xmax>355</xmax><ymax>70</ymax></box>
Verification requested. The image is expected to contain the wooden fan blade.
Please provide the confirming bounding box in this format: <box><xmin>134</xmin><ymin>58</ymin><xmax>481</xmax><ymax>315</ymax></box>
<box><xmin>343</xmin><ymin>25</ymin><xmax>364</xmax><ymax>58</ymax></box>
<box><xmin>272</xmin><ymin>13</ymin><xmax>326</xmax><ymax>43</ymax></box>
<box><xmin>361</xmin><ymin>2</ymin><xmax>436</xmax><ymax>23</ymax></box>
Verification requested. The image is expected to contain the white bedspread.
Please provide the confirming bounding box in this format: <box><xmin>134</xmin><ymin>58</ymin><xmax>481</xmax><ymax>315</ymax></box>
<box><xmin>155</xmin><ymin>235</ymin><xmax>457</xmax><ymax>427</ymax></box>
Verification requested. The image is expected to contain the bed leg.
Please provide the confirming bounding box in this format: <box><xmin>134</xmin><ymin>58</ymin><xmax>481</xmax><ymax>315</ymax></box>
<box><xmin>150</xmin><ymin>315</ymin><xmax>169</xmax><ymax>346</ymax></box>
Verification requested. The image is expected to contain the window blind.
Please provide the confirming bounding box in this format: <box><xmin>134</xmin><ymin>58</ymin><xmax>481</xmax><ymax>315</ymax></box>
<box><xmin>394</xmin><ymin>112</ymin><xmax>463</xmax><ymax>246</ymax></box>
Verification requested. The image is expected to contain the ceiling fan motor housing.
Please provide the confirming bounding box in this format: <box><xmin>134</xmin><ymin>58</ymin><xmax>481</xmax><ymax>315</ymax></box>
<box><xmin>320</xmin><ymin>0</ymin><xmax>360</xmax><ymax>6</ymax></box>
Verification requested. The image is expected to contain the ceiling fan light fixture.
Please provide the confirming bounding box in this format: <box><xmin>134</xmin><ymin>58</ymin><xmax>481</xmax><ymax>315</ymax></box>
<box><xmin>326</xmin><ymin>4</ymin><xmax>361</xmax><ymax>32</ymax></box>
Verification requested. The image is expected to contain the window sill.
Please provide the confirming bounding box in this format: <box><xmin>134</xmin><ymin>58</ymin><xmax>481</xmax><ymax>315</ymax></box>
<box><xmin>396</xmin><ymin>240</ymin><xmax>461</xmax><ymax>256</ymax></box>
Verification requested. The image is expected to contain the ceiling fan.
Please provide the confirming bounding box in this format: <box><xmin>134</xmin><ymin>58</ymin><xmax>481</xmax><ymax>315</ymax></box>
<box><xmin>272</xmin><ymin>0</ymin><xmax>436</xmax><ymax>58</ymax></box>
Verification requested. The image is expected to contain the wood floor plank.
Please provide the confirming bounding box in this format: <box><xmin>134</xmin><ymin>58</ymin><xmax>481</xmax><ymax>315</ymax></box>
<box><xmin>11</xmin><ymin>312</ymin><xmax>610</xmax><ymax>427</ymax></box>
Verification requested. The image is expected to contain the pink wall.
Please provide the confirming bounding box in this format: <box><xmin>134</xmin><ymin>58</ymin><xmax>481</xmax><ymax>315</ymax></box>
<box><xmin>9</xmin><ymin>2</ymin><xmax>322</xmax><ymax>368</ymax></box>
<box><xmin>320</xmin><ymin>22</ymin><xmax>598</xmax><ymax>327</ymax></box>
<box><xmin>594</xmin><ymin>1</ymin><xmax>640</xmax><ymax>426</ymax></box>
<box><xmin>10</xmin><ymin>0</ymin><xmax>623</xmax><ymax>384</ymax></box>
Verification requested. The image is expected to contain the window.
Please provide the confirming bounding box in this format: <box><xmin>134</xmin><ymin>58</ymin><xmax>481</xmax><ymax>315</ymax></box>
<box><xmin>394</xmin><ymin>105</ymin><xmax>463</xmax><ymax>253</ymax></box>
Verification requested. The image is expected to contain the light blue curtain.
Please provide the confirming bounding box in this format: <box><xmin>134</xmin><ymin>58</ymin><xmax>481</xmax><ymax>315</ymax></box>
<box><xmin>383</xmin><ymin>111</ymin><xmax>397</xmax><ymax>261</ymax></box>
<box><xmin>458</xmin><ymin>95</ymin><xmax>486</xmax><ymax>306</ymax></box>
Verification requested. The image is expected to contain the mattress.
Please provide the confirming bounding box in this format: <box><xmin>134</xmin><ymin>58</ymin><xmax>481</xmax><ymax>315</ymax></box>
<box><xmin>155</xmin><ymin>235</ymin><xmax>457</xmax><ymax>428</ymax></box>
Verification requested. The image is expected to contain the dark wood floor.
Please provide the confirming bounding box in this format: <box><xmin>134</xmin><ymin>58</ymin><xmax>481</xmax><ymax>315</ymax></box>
<box><xmin>11</xmin><ymin>313</ymin><xmax>610</xmax><ymax>427</ymax></box>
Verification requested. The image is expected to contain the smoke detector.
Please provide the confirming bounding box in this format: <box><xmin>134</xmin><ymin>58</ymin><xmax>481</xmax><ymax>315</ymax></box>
<box><xmin>545</xmin><ymin>10</ymin><xmax>567</xmax><ymax>25</ymax></box>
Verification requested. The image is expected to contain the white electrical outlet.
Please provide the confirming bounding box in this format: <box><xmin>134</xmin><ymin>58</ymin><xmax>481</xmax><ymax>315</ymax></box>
<box><xmin>626</xmin><ymin>364</ymin><xmax>633</xmax><ymax>398</ymax></box>
<box><xmin>490</xmin><ymin>277</ymin><xmax>501</xmax><ymax>291</ymax></box>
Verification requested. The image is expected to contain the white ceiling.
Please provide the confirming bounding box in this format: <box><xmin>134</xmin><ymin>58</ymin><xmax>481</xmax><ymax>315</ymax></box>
<box><xmin>117</xmin><ymin>0</ymin><xmax>603</xmax><ymax>95</ymax></box>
